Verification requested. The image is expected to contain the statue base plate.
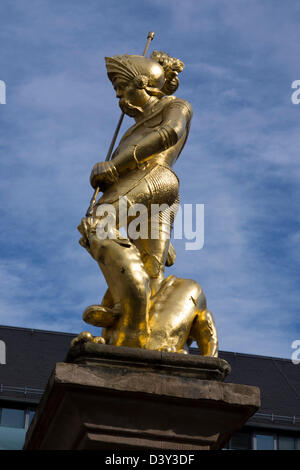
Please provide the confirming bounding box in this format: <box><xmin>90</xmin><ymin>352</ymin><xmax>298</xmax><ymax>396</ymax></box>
<box><xmin>24</xmin><ymin>343</ymin><xmax>260</xmax><ymax>450</ymax></box>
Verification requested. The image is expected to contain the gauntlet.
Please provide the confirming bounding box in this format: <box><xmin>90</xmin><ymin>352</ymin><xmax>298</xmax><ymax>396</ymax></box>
<box><xmin>90</xmin><ymin>161</ymin><xmax>119</xmax><ymax>189</ymax></box>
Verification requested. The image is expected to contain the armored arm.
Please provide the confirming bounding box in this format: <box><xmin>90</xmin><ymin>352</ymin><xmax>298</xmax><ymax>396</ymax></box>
<box><xmin>90</xmin><ymin>99</ymin><xmax>193</xmax><ymax>189</ymax></box>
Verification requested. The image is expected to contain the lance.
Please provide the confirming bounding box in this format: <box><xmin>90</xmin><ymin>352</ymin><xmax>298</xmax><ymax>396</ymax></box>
<box><xmin>86</xmin><ymin>31</ymin><xmax>155</xmax><ymax>217</ymax></box>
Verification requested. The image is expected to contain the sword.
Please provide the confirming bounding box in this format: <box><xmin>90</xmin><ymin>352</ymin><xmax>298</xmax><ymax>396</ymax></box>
<box><xmin>86</xmin><ymin>31</ymin><xmax>155</xmax><ymax>217</ymax></box>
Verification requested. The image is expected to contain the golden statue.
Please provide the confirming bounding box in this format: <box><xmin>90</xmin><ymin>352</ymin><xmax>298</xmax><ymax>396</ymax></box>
<box><xmin>73</xmin><ymin>34</ymin><xmax>218</xmax><ymax>356</ymax></box>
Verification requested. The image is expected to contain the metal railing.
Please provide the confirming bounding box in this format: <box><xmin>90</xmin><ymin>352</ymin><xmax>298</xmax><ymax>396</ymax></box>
<box><xmin>0</xmin><ymin>384</ymin><xmax>44</xmax><ymax>397</ymax></box>
<box><xmin>250</xmin><ymin>412</ymin><xmax>300</xmax><ymax>425</ymax></box>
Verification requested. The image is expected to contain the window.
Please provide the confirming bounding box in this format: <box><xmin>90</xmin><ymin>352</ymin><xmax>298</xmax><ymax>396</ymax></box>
<box><xmin>278</xmin><ymin>436</ymin><xmax>300</xmax><ymax>450</ymax></box>
<box><xmin>230</xmin><ymin>432</ymin><xmax>252</xmax><ymax>450</ymax></box>
<box><xmin>255</xmin><ymin>434</ymin><xmax>275</xmax><ymax>450</ymax></box>
<box><xmin>28</xmin><ymin>410</ymin><xmax>35</xmax><ymax>426</ymax></box>
<box><xmin>227</xmin><ymin>430</ymin><xmax>300</xmax><ymax>451</ymax></box>
<box><xmin>0</xmin><ymin>408</ymin><xmax>25</xmax><ymax>429</ymax></box>
<box><xmin>0</xmin><ymin>407</ymin><xmax>36</xmax><ymax>450</ymax></box>
<box><xmin>278</xmin><ymin>436</ymin><xmax>295</xmax><ymax>450</ymax></box>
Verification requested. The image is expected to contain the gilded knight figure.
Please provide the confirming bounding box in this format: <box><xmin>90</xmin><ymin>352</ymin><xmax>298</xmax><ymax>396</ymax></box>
<box><xmin>74</xmin><ymin>48</ymin><xmax>218</xmax><ymax>356</ymax></box>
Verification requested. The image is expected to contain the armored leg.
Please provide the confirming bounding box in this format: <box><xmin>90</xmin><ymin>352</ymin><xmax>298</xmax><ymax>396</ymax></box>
<box><xmin>78</xmin><ymin>217</ymin><xmax>151</xmax><ymax>348</ymax></box>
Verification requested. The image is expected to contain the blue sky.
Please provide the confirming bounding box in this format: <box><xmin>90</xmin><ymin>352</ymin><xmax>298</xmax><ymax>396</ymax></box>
<box><xmin>0</xmin><ymin>0</ymin><xmax>299</xmax><ymax>358</ymax></box>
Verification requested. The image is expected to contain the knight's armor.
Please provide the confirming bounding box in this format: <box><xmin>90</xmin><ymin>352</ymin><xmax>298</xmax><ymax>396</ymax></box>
<box><xmin>76</xmin><ymin>52</ymin><xmax>218</xmax><ymax>355</ymax></box>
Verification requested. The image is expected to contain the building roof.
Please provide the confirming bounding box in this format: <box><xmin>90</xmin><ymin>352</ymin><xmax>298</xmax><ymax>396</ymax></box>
<box><xmin>0</xmin><ymin>324</ymin><xmax>300</xmax><ymax>430</ymax></box>
<box><xmin>0</xmin><ymin>325</ymin><xmax>74</xmax><ymax>403</ymax></box>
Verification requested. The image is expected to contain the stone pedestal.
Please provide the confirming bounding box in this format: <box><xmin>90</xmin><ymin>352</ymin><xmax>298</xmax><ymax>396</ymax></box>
<box><xmin>24</xmin><ymin>343</ymin><xmax>260</xmax><ymax>450</ymax></box>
